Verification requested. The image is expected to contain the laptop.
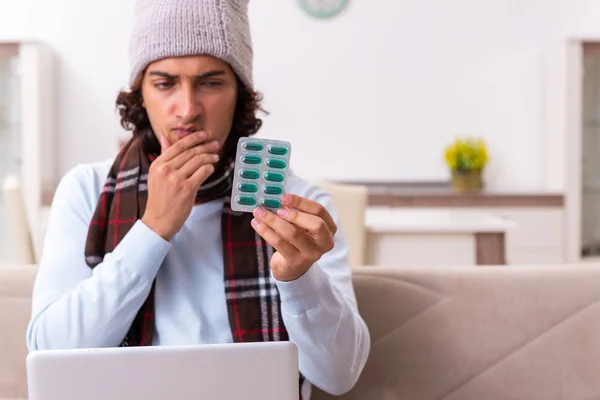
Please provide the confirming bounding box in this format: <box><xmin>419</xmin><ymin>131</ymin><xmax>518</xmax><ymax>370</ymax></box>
<box><xmin>26</xmin><ymin>341</ymin><xmax>299</xmax><ymax>400</ymax></box>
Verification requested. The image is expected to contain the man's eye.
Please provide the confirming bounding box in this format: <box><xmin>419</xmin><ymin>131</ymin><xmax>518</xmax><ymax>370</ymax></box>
<box><xmin>154</xmin><ymin>82</ymin><xmax>173</xmax><ymax>89</ymax></box>
<box><xmin>202</xmin><ymin>81</ymin><xmax>223</xmax><ymax>88</ymax></box>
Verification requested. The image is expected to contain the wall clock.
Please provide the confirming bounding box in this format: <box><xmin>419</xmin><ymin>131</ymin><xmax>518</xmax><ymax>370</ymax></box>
<box><xmin>298</xmin><ymin>0</ymin><xmax>350</xmax><ymax>19</ymax></box>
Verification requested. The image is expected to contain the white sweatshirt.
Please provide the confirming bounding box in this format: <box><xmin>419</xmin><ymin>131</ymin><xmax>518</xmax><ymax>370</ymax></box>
<box><xmin>25</xmin><ymin>159</ymin><xmax>370</xmax><ymax>398</ymax></box>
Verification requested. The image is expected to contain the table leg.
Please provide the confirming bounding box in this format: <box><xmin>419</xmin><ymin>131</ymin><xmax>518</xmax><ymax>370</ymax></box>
<box><xmin>475</xmin><ymin>232</ymin><xmax>506</xmax><ymax>265</ymax></box>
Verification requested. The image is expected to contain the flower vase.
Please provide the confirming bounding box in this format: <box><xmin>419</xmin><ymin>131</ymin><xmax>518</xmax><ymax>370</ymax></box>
<box><xmin>451</xmin><ymin>169</ymin><xmax>483</xmax><ymax>192</ymax></box>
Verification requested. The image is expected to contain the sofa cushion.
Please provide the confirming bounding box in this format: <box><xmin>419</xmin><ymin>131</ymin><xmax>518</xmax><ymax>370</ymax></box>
<box><xmin>0</xmin><ymin>264</ymin><xmax>37</xmax><ymax>400</ymax></box>
<box><xmin>312</xmin><ymin>265</ymin><xmax>600</xmax><ymax>400</ymax></box>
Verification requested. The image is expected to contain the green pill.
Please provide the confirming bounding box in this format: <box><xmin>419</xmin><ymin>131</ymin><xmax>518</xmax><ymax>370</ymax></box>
<box><xmin>239</xmin><ymin>169</ymin><xmax>260</xmax><ymax>180</ymax></box>
<box><xmin>242</xmin><ymin>142</ymin><xmax>264</xmax><ymax>151</ymax></box>
<box><xmin>241</xmin><ymin>155</ymin><xmax>262</xmax><ymax>165</ymax></box>
<box><xmin>264</xmin><ymin>172</ymin><xmax>285</xmax><ymax>183</ymax></box>
<box><xmin>266</xmin><ymin>158</ymin><xmax>287</xmax><ymax>169</ymax></box>
<box><xmin>268</xmin><ymin>145</ymin><xmax>288</xmax><ymax>156</ymax></box>
<box><xmin>263</xmin><ymin>185</ymin><xmax>284</xmax><ymax>195</ymax></box>
<box><xmin>238</xmin><ymin>183</ymin><xmax>258</xmax><ymax>193</ymax></box>
<box><xmin>236</xmin><ymin>196</ymin><xmax>257</xmax><ymax>206</ymax></box>
<box><xmin>262</xmin><ymin>198</ymin><xmax>282</xmax><ymax>209</ymax></box>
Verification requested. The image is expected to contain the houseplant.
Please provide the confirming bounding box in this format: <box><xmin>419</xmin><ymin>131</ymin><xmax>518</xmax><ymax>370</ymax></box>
<box><xmin>444</xmin><ymin>137</ymin><xmax>489</xmax><ymax>192</ymax></box>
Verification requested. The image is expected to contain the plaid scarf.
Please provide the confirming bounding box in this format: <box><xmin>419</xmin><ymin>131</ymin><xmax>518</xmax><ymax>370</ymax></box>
<box><xmin>84</xmin><ymin>135</ymin><xmax>303</xmax><ymax>395</ymax></box>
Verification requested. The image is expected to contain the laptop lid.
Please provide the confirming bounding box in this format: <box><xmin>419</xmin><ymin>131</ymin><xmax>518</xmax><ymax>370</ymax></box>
<box><xmin>26</xmin><ymin>341</ymin><xmax>299</xmax><ymax>400</ymax></box>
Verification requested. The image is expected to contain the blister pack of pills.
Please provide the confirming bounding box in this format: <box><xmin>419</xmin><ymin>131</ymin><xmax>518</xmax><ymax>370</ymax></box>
<box><xmin>230</xmin><ymin>137</ymin><xmax>292</xmax><ymax>212</ymax></box>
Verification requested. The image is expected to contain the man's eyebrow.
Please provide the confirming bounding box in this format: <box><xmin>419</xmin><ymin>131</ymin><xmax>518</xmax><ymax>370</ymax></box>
<box><xmin>148</xmin><ymin>70</ymin><xmax>226</xmax><ymax>79</ymax></box>
<box><xmin>148</xmin><ymin>71</ymin><xmax>177</xmax><ymax>79</ymax></box>
<box><xmin>194</xmin><ymin>70</ymin><xmax>226</xmax><ymax>79</ymax></box>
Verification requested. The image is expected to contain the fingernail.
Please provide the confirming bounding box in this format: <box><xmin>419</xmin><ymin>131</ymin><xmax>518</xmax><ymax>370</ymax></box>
<box><xmin>211</xmin><ymin>140</ymin><xmax>220</xmax><ymax>149</ymax></box>
<box><xmin>282</xmin><ymin>194</ymin><xmax>292</xmax><ymax>204</ymax></box>
<box><xmin>198</xmin><ymin>131</ymin><xmax>207</xmax><ymax>139</ymax></box>
<box><xmin>277</xmin><ymin>208</ymin><xmax>288</xmax><ymax>218</ymax></box>
<box><xmin>254</xmin><ymin>207</ymin><xmax>266</xmax><ymax>217</ymax></box>
<box><xmin>251</xmin><ymin>218</ymin><xmax>261</xmax><ymax>228</ymax></box>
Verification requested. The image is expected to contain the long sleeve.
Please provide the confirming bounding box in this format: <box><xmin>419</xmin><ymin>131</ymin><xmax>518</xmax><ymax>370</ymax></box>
<box><xmin>26</xmin><ymin>165</ymin><xmax>172</xmax><ymax>351</ymax></box>
<box><xmin>273</xmin><ymin>190</ymin><xmax>371</xmax><ymax>396</ymax></box>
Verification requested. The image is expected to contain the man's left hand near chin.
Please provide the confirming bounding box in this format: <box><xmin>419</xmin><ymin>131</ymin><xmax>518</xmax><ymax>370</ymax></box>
<box><xmin>250</xmin><ymin>193</ymin><xmax>337</xmax><ymax>282</ymax></box>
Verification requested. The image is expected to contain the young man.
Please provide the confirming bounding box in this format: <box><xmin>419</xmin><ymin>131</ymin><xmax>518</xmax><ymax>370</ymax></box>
<box><xmin>26</xmin><ymin>0</ymin><xmax>370</xmax><ymax>397</ymax></box>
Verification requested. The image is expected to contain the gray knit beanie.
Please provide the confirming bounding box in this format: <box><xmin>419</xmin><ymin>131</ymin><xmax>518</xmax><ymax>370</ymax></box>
<box><xmin>128</xmin><ymin>0</ymin><xmax>253</xmax><ymax>89</ymax></box>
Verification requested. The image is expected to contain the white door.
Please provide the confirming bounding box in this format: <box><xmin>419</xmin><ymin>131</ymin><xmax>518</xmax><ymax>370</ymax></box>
<box><xmin>0</xmin><ymin>50</ymin><xmax>22</xmax><ymax>262</ymax></box>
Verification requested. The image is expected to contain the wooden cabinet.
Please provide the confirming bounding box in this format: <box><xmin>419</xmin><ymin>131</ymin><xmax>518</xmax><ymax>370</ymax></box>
<box><xmin>363</xmin><ymin>188</ymin><xmax>566</xmax><ymax>267</ymax></box>
<box><xmin>449</xmin><ymin>207</ymin><xmax>565</xmax><ymax>265</ymax></box>
<box><xmin>491</xmin><ymin>208</ymin><xmax>565</xmax><ymax>264</ymax></box>
<box><xmin>364</xmin><ymin>208</ymin><xmax>513</xmax><ymax>267</ymax></box>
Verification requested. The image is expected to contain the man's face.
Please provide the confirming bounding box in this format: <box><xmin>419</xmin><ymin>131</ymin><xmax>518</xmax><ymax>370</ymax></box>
<box><xmin>141</xmin><ymin>55</ymin><xmax>238</xmax><ymax>152</ymax></box>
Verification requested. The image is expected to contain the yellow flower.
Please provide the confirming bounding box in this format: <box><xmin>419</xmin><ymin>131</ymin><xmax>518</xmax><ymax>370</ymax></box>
<box><xmin>444</xmin><ymin>137</ymin><xmax>489</xmax><ymax>172</ymax></box>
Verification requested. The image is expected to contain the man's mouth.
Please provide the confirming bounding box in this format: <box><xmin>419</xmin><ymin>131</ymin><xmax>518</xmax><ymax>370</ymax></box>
<box><xmin>172</xmin><ymin>126</ymin><xmax>199</xmax><ymax>138</ymax></box>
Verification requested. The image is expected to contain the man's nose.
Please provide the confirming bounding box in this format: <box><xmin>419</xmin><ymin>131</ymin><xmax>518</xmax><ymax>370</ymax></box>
<box><xmin>177</xmin><ymin>86</ymin><xmax>202</xmax><ymax>122</ymax></box>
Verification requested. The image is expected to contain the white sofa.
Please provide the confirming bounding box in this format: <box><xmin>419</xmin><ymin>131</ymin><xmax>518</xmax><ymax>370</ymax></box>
<box><xmin>3</xmin><ymin>263</ymin><xmax>600</xmax><ymax>399</ymax></box>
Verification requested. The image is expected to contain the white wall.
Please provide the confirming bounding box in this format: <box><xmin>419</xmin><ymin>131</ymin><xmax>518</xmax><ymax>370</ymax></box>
<box><xmin>26</xmin><ymin>0</ymin><xmax>135</xmax><ymax>173</ymax></box>
<box><xmin>3</xmin><ymin>0</ymin><xmax>600</xmax><ymax>189</ymax></box>
<box><xmin>250</xmin><ymin>0</ymin><xmax>600</xmax><ymax>188</ymax></box>
<box><xmin>0</xmin><ymin>0</ymin><xmax>28</xmax><ymax>41</ymax></box>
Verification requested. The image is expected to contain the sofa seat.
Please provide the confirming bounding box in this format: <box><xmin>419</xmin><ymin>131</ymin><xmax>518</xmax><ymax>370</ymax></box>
<box><xmin>0</xmin><ymin>264</ymin><xmax>36</xmax><ymax>400</ymax></box>
<box><xmin>313</xmin><ymin>265</ymin><xmax>600</xmax><ymax>400</ymax></box>
<box><xmin>4</xmin><ymin>263</ymin><xmax>600</xmax><ymax>399</ymax></box>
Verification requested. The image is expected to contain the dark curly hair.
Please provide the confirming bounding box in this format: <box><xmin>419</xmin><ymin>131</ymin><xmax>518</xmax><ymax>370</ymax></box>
<box><xmin>115</xmin><ymin>70</ymin><xmax>265</xmax><ymax>156</ymax></box>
